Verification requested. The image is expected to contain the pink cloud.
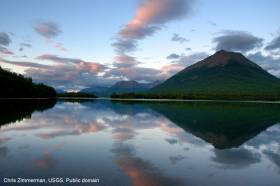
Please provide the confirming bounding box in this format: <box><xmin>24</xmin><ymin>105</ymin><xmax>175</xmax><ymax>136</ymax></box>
<box><xmin>120</xmin><ymin>0</ymin><xmax>191</xmax><ymax>40</ymax></box>
<box><xmin>54</xmin><ymin>43</ymin><xmax>67</xmax><ymax>52</ymax></box>
<box><xmin>34</xmin><ymin>21</ymin><xmax>61</xmax><ymax>39</ymax></box>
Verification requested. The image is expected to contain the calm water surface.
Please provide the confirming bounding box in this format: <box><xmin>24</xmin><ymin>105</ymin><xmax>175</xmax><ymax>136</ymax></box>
<box><xmin>0</xmin><ymin>99</ymin><xmax>280</xmax><ymax>186</ymax></box>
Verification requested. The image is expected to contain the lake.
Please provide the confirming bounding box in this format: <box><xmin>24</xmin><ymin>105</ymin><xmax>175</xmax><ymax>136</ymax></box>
<box><xmin>0</xmin><ymin>99</ymin><xmax>280</xmax><ymax>186</ymax></box>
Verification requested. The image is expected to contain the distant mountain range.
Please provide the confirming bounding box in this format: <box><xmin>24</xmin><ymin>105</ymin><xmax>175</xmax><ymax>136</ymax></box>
<box><xmin>0</xmin><ymin>67</ymin><xmax>56</xmax><ymax>98</ymax></box>
<box><xmin>80</xmin><ymin>80</ymin><xmax>161</xmax><ymax>97</ymax></box>
<box><xmin>112</xmin><ymin>50</ymin><xmax>280</xmax><ymax>100</ymax></box>
<box><xmin>4</xmin><ymin>49</ymin><xmax>279</xmax><ymax>100</ymax></box>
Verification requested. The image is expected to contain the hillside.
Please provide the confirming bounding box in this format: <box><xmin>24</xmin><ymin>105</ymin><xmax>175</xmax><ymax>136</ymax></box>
<box><xmin>149</xmin><ymin>50</ymin><xmax>280</xmax><ymax>100</ymax></box>
<box><xmin>0</xmin><ymin>66</ymin><xmax>56</xmax><ymax>98</ymax></box>
<box><xmin>81</xmin><ymin>80</ymin><xmax>161</xmax><ymax>97</ymax></box>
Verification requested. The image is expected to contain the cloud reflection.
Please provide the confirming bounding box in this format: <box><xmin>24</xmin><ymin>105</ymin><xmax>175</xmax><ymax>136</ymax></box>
<box><xmin>33</xmin><ymin>152</ymin><xmax>57</xmax><ymax>170</ymax></box>
<box><xmin>211</xmin><ymin>148</ymin><xmax>261</xmax><ymax>169</ymax></box>
<box><xmin>111</xmin><ymin>143</ymin><xmax>185</xmax><ymax>186</ymax></box>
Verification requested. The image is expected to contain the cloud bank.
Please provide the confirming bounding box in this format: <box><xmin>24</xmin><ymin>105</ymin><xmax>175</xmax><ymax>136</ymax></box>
<box><xmin>0</xmin><ymin>46</ymin><xmax>14</xmax><ymax>55</ymax></box>
<box><xmin>265</xmin><ymin>34</ymin><xmax>280</xmax><ymax>51</ymax></box>
<box><xmin>0</xmin><ymin>55</ymin><xmax>108</xmax><ymax>90</ymax></box>
<box><xmin>213</xmin><ymin>30</ymin><xmax>263</xmax><ymax>52</ymax></box>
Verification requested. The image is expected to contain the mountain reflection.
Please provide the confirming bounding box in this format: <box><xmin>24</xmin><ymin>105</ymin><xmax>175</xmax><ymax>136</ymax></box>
<box><xmin>0</xmin><ymin>100</ymin><xmax>280</xmax><ymax>186</ymax></box>
<box><xmin>2</xmin><ymin>100</ymin><xmax>280</xmax><ymax>149</ymax></box>
<box><xmin>0</xmin><ymin>99</ymin><xmax>56</xmax><ymax>127</ymax></box>
<box><xmin>119</xmin><ymin>101</ymin><xmax>280</xmax><ymax>149</ymax></box>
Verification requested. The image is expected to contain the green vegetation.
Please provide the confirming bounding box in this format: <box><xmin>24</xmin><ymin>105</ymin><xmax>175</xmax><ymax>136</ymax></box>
<box><xmin>111</xmin><ymin>51</ymin><xmax>280</xmax><ymax>101</ymax></box>
<box><xmin>0</xmin><ymin>67</ymin><xmax>56</xmax><ymax>98</ymax></box>
<box><xmin>146</xmin><ymin>101</ymin><xmax>280</xmax><ymax>149</ymax></box>
<box><xmin>112</xmin><ymin>100</ymin><xmax>280</xmax><ymax>149</ymax></box>
<box><xmin>58</xmin><ymin>92</ymin><xmax>97</xmax><ymax>98</ymax></box>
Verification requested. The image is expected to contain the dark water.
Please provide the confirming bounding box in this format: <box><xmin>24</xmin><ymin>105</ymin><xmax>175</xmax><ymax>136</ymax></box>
<box><xmin>0</xmin><ymin>99</ymin><xmax>280</xmax><ymax>186</ymax></box>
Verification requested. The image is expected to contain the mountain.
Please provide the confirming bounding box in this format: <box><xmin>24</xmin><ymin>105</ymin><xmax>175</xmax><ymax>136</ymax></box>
<box><xmin>110</xmin><ymin>101</ymin><xmax>280</xmax><ymax>149</ymax></box>
<box><xmin>0</xmin><ymin>66</ymin><xmax>56</xmax><ymax>98</ymax></box>
<box><xmin>81</xmin><ymin>80</ymin><xmax>161</xmax><ymax>97</ymax></box>
<box><xmin>150</xmin><ymin>50</ymin><xmax>280</xmax><ymax>100</ymax></box>
<box><xmin>109</xmin><ymin>80</ymin><xmax>148</xmax><ymax>93</ymax></box>
<box><xmin>80</xmin><ymin>86</ymin><xmax>110</xmax><ymax>96</ymax></box>
<box><xmin>144</xmin><ymin>101</ymin><xmax>280</xmax><ymax>149</ymax></box>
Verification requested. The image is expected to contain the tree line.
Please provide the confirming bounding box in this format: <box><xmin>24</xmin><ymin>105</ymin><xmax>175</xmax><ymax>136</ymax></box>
<box><xmin>0</xmin><ymin>67</ymin><xmax>56</xmax><ymax>98</ymax></box>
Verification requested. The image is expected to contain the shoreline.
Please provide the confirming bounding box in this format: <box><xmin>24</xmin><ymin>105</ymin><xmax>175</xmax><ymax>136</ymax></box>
<box><xmin>0</xmin><ymin>97</ymin><xmax>280</xmax><ymax>104</ymax></box>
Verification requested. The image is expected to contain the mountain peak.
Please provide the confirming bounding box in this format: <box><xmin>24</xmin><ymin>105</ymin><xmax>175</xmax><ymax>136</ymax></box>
<box><xmin>151</xmin><ymin>50</ymin><xmax>280</xmax><ymax>100</ymax></box>
<box><xmin>114</xmin><ymin>80</ymin><xmax>139</xmax><ymax>87</ymax></box>
<box><xmin>185</xmin><ymin>50</ymin><xmax>261</xmax><ymax>72</ymax></box>
<box><xmin>214</xmin><ymin>50</ymin><xmax>243</xmax><ymax>58</ymax></box>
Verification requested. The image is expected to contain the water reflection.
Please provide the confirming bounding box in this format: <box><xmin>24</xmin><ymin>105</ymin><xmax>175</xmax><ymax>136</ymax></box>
<box><xmin>0</xmin><ymin>100</ymin><xmax>280</xmax><ymax>186</ymax></box>
<box><xmin>111</xmin><ymin>143</ymin><xmax>184</xmax><ymax>186</ymax></box>
<box><xmin>211</xmin><ymin>148</ymin><xmax>261</xmax><ymax>169</ymax></box>
<box><xmin>0</xmin><ymin>99</ymin><xmax>56</xmax><ymax>127</ymax></box>
<box><xmin>140</xmin><ymin>102</ymin><xmax>280</xmax><ymax>149</ymax></box>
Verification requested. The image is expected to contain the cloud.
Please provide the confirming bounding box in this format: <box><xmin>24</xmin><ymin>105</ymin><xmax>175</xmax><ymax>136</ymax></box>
<box><xmin>265</xmin><ymin>34</ymin><xmax>280</xmax><ymax>51</ymax></box>
<box><xmin>19</xmin><ymin>42</ymin><xmax>32</xmax><ymax>52</ymax></box>
<box><xmin>111</xmin><ymin>143</ymin><xmax>184</xmax><ymax>186</ymax></box>
<box><xmin>160</xmin><ymin>63</ymin><xmax>186</xmax><ymax>77</ymax></box>
<box><xmin>213</xmin><ymin>30</ymin><xmax>263</xmax><ymax>52</ymax></box>
<box><xmin>169</xmin><ymin>155</ymin><xmax>185</xmax><ymax>164</ymax></box>
<box><xmin>0</xmin><ymin>58</ymin><xmax>49</xmax><ymax>68</ymax></box>
<box><xmin>106</xmin><ymin>52</ymin><xmax>208</xmax><ymax>83</ymax></box>
<box><xmin>1</xmin><ymin>54</ymin><xmax>108</xmax><ymax>89</ymax></box>
<box><xmin>26</xmin><ymin>60</ymin><xmax>107</xmax><ymax>89</ymax></box>
<box><xmin>166</xmin><ymin>53</ymin><xmax>181</xmax><ymax>59</ymax></box>
<box><xmin>247</xmin><ymin>52</ymin><xmax>280</xmax><ymax>77</ymax></box>
<box><xmin>165</xmin><ymin>138</ymin><xmax>178</xmax><ymax>144</ymax></box>
<box><xmin>20</xmin><ymin>42</ymin><xmax>32</xmax><ymax>48</ymax></box>
<box><xmin>119</xmin><ymin>0</ymin><xmax>191</xmax><ymax>40</ymax></box>
<box><xmin>33</xmin><ymin>152</ymin><xmax>57</xmax><ymax>170</ymax></box>
<box><xmin>178</xmin><ymin>52</ymin><xmax>208</xmax><ymax>64</ymax></box>
<box><xmin>159</xmin><ymin>52</ymin><xmax>208</xmax><ymax>80</ymax></box>
<box><xmin>113</xmin><ymin>0</ymin><xmax>194</xmax><ymax>54</ymax></box>
<box><xmin>112</xmin><ymin>128</ymin><xmax>137</xmax><ymax>142</ymax></box>
<box><xmin>211</xmin><ymin>148</ymin><xmax>261</xmax><ymax>169</ymax></box>
<box><xmin>110</xmin><ymin>0</ymin><xmax>195</xmax><ymax>82</ymax></box>
<box><xmin>34</xmin><ymin>21</ymin><xmax>61</xmax><ymax>39</ymax></box>
<box><xmin>54</xmin><ymin>42</ymin><xmax>67</xmax><ymax>51</ymax></box>
<box><xmin>263</xmin><ymin>150</ymin><xmax>280</xmax><ymax>170</ymax></box>
<box><xmin>112</xmin><ymin>39</ymin><xmax>137</xmax><ymax>54</ymax></box>
<box><xmin>171</xmin><ymin>33</ymin><xmax>189</xmax><ymax>43</ymax></box>
<box><xmin>0</xmin><ymin>32</ymin><xmax>11</xmax><ymax>46</ymax></box>
<box><xmin>34</xmin><ymin>21</ymin><xmax>67</xmax><ymax>52</ymax></box>
<box><xmin>1</xmin><ymin>50</ymin><xmax>208</xmax><ymax>89</ymax></box>
<box><xmin>37</xmin><ymin>54</ymin><xmax>82</xmax><ymax>64</ymax></box>
<box><xmin>36</xmin><ymin>123</ymin><xmax>106</xmax><ymax>139</ymax></box>
<box><xmin>105</xmin><ymin>66</ymin><xmax>163</xmax><ymax>83</ymax></box>
<box><xmin>35</xmin><ymin>54</ymin><xmax>105</xmax><ymax>71</ymax></box>
<box><xmin>114</xmin><ymin>54</ymin><xmax>139</xmax><ymax>68</ymax></box>
<box><xmin>0</xmin><ymin>46</ymin><xmax>14</xmax><ymax>55</ymax></box>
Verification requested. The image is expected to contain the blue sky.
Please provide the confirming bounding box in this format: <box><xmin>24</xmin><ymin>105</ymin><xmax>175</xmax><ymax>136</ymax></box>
<box><xmin>0</xmin><ymin>0</ymin><xmax>280</xmax><ymax>90</ymax></box>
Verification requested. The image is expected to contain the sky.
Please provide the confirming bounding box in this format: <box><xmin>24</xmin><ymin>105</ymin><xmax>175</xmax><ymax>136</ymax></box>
<box><xmin>0</xmin><ymin>0</ymin><xmax>280</xmax><ymax>91</ymax></box>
